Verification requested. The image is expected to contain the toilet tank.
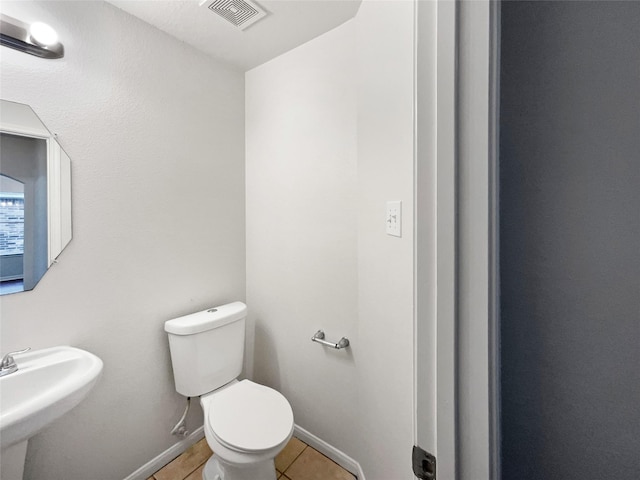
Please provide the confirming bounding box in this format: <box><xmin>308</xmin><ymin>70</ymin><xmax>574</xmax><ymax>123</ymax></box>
<box><xmin>164</xmin><ymin>301</ymin><xmax>247</xmax><ymax>397</ymax></box>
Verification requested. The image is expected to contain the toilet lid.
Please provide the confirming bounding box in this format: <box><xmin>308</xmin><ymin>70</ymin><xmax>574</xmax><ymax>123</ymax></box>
<box><xmin>208</xmin><ymin>380</ymin><xmax>294</xmax><ymax>452</ymax></box>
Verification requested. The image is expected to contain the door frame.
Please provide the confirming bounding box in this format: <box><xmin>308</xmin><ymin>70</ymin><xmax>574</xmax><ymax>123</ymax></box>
<box><xmin>434</xmin><ymin>0</ymin><xmax>458</xmax><ymax>478</ymax></box>
<box><xmin>416</xmin><ymin>1</ymin><xmax>501</xmax><ymax>478</ymax></box>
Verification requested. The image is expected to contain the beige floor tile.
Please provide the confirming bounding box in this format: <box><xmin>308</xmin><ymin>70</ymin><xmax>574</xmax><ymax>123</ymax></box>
<box><xmin>285</xmin><ymin>448</ymin><xmax>355</xmax><ymax>480</ymax></box>
<box><xmin>154</xmin><ymin>438</ymin><xmax>212</xmax><ymax>480</ymax></box>
<box><xmin>184</xmin><ymin>463</ymin><xmax>206</xmax><ymax>480</ymax></box>
<box><xmin>275</xmin><ymin>437</ymin><xmax>307</xmax><ymax>473</ymax></box>
<box><xmin>146</xmin><ymin>477</ymin><xmax>155</xmax><ymax>480</ymax></box>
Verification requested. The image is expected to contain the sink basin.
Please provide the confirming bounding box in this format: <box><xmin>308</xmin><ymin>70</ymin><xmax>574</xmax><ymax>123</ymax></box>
<box><xmin>0</xmin><ymin>346</ymin><xmax>103</xmax><ymax>450</ymax></box>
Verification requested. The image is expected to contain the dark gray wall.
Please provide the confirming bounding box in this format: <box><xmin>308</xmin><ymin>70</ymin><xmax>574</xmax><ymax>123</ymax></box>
<box><xmin>499</xmin><ymin>2</ymin><xmax>640</xmax><ymax>479</ymax></box>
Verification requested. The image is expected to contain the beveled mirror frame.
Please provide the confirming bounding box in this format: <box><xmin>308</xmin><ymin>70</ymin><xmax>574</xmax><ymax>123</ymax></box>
<box><xmin>0</xmin><ymin>99</ymin><xmax>72</xmax><ymax>294</ymax></box>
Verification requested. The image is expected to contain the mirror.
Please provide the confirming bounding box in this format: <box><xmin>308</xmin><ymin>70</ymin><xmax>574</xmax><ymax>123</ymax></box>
<box><xmin>0</xmin><ymin>100</ymin><xmax>72</xmax><ymax>295</ymax></box>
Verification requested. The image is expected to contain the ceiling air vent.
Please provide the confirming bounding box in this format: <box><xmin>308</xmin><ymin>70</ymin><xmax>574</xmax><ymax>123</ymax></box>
<box><xmin>200</xmin><ymin>0</ymin><xmax>268</xmax><ymax>31</ymax></box>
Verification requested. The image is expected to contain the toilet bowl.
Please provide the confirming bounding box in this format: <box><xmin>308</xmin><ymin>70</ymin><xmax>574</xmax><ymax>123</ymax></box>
<box><xmin>164</xmin><ymin>302</ymin><xmax>294</xmax><ymax>480</ymax></box>
<box><xmin>200</xmin><ymin>380</ymin><xmax>294</xmax><ymax>480</ymax></box>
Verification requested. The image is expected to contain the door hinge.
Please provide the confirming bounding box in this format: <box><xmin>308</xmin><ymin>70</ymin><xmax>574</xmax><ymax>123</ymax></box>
<box><xmin>412</xmin><ymin>445</ymin><xmax>436</xmax><ymax>480</ymax></box>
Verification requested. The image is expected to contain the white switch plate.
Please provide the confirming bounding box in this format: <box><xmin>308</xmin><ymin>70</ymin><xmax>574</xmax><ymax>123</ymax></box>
<box><xmin>386</xmin><ymin>201</ymin><xmax>402</xmax><ymax>237</ymax></box>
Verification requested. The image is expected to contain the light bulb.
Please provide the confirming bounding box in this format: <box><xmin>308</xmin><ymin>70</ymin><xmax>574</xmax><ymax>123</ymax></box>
<box><xmin>29</xmin><ymin>22</ymin><xmax>59</xmax><ymax>47</ymax></box>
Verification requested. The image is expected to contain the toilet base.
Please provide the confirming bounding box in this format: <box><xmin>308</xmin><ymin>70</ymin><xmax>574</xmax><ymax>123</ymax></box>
<box><xmin>202</xmin><ymin>454</ymin><xmax>277</xmax><ymax>480</ymax></box>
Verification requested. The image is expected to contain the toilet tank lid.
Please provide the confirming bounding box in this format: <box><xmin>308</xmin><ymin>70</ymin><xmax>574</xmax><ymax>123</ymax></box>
<box><xmin>164</xmin><ymin>301</ymin><xmax>247</xmax><ymax>336</ymax></box>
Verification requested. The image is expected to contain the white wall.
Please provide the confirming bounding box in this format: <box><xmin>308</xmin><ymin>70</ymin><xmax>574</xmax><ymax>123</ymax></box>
<box><xmin>246</xmin><ymin>20</ymin><xmax>360</xmax><ymax>459</ymax></box>
<box><xmin>246</xmin><ymin>1</ymin><xmax>416</xmax><ymax>477</ymax></box>
<box><xmin>0</xmin><ymin>2</ymin><xmax>245</xmax><ymax>479</ymax></box>
<box><xmin>354</xmin><ymin>1</ymin><xmax>416</xmax><ymax>477</ymax></box>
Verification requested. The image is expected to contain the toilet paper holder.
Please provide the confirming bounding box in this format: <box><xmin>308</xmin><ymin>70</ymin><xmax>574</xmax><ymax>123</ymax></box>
<box><xmin>311</xmin><ymin>330</ymin><xmax>350</xmax><ymax>349</ymax></box>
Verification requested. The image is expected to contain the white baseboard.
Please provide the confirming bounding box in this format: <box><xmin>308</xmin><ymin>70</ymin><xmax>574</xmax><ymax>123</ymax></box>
<box><xmin>293</xmin><ymin>424</ymin><xmax>365</xmax><ymax>480</ymax></box>
<box><xmin>122</xmin><ymin>426</ymin><xmax>204</xmax><ymax>480</ymax></box>
<box><xmin>122</xmin><ymin>424</ymin><xmax>365</xmax><ymax>480</ymax></box>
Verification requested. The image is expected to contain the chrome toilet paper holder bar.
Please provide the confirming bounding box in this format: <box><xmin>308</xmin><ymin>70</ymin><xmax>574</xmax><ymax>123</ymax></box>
<box><xmin>311</xmin><ymin>330</ymin><xmax>350</xmax><ymax>349</ymax></box>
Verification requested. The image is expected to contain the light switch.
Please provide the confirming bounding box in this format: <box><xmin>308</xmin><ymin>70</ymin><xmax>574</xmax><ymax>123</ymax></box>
<box><xmin>386</xmin><ymin>201</ymin><xmax>402</xmax><ymax>237</ymax></box>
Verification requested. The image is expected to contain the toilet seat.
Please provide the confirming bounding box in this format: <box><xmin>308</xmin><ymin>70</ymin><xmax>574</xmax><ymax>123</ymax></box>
<box><xmin>206</xmin><ymin>380</ymin><xmax>293</xmax><ymax>453</ymax></box>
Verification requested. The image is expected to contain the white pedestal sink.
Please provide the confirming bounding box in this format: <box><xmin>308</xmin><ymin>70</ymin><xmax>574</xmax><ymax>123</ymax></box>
<box><xmin>0</xmin><ymin>346</ymin><xmax>103</xmax><ymax>479</ymax></box>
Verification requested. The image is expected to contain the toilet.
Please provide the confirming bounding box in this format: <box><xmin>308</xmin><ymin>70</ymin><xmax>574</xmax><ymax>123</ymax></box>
<box><xmin>165</xmin><ymin>302</ymin><xmax>294</xmax><ymax>480</ymax></box>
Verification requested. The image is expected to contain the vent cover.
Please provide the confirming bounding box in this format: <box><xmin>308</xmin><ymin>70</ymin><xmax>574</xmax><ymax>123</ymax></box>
<box><xmin>200</xmin><ymin>0</ymin><xmax>267</xmax><ymax>31</ymax></box>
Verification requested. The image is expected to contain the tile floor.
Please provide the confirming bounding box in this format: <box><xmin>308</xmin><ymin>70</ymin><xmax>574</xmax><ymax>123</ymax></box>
<box><xmin>149</xmin><ymin>436</ymin><xmax>356</xmax><ymax>480</ymax></box>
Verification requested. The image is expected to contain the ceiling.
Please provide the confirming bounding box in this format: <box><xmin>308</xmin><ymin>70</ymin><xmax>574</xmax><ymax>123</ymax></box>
<box><xmin>107</xmin><ymin>0</ymin><xmax>362</xmax><ymax>71</ymax></box>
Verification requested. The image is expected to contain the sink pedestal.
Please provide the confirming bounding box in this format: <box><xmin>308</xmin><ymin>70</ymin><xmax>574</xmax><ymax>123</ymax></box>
<box><xmin>1</xmin><ymin>440</ymin><xmax>28</xmax><ymax>480</ymax></box>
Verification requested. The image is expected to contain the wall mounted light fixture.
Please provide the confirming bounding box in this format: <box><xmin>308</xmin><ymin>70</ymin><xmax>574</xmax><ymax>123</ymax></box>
<box><xmin>0</xmin><ymin>14</ymin><xmax>64</xmax><ymax>59</ymax></box>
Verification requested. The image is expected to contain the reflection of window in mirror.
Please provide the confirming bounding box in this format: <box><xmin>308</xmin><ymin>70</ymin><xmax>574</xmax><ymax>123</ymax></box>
<box><xmin>0</xmin><ymin>175</ymin><xmax>25</xmax><ymax>294</ymax></box>
<box><xmin>0</xmin><ymin>133</ymin><xmax>48</xmax><ymax>294</ymax></box>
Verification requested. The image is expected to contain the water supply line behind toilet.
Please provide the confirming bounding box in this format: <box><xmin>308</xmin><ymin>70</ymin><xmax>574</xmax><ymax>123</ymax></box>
<box><xmin>171</xmin><ymin>396</ymin><xmax>191</xmax><ymax>437</ymax></box>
